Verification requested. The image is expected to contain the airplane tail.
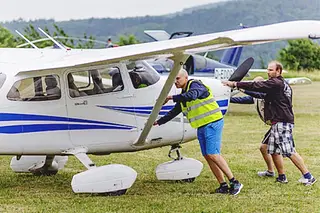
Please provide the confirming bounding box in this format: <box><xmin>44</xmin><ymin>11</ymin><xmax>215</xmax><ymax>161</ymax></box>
<box><xmin>220</xmin><ymin>46</ymin><xmax>243</xmax><ymax>67</ymax></box>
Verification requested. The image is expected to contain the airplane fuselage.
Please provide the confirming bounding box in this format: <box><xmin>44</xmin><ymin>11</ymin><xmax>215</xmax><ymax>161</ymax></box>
<box><xmin>0</xmin><ymin>57</ymin><xmax>230</xmax><ymax>156</ymax></box>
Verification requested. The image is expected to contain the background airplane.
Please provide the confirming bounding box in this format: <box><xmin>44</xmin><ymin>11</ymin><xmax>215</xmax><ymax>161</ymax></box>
<box><xmin>145</xmin><ymin>30</ymin><xmax>243</xmax><ymax>80</ymax></box>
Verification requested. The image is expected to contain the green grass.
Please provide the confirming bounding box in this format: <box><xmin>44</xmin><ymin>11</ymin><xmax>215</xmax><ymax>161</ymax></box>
<box><xmin>1</xmin><ymin>83</ymin><xmax>320</xmax><ymax>212</ymax></box>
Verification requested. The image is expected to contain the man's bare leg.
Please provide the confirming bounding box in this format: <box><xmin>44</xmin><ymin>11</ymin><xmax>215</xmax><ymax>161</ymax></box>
<box><xmin>289</xmin><ymin>152</ymin><xmax>308</xmax><ymax>174</ymax></box>
<box><xmin>260</xmin><ymin>143</ymin><xmax>274</xmax><ymax>172</ymax></box>
<box><xmin>272</xmin><ymin>154</ymin><xmax>285</xmax><ymax>175</ymax></box>
<box><xmin>204</xmin><ymin>155</ymin><xmax>225</xmax><ymax>183</ymax></box>
<box><xmin>206</xmin><ymin>154</ymin><xmax>234</xmax><ymax>180</ymax></box>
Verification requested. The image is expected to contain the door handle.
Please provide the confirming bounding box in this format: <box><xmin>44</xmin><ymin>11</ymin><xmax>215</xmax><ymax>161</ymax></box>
<box><xmin>120</xmin><ymin>94</ymin><xmax>134</xmax><ymax>98</ymax></box>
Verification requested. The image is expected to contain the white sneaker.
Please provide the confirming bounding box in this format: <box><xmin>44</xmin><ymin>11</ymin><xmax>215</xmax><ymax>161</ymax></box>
<box><xmin>298</xmin><ymin>176</ymin><xmax>317</xmax><ymax>186</ymax></box>
<box><xmin>257</xmin><ymin>170</ymin><xmax>275</xmax><ymax>177</ymax></box>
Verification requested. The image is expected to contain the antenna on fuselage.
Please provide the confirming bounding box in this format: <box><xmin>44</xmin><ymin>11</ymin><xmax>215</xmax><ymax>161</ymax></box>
<box><xmin>38</xmin><ymin>27</ymin><xmax>68</xmax><ymax>51</ymax></box>
<box><xmin>15</xmin><ymin>30</ymin><xmax>39</xmax><ymax>49</ymax></box>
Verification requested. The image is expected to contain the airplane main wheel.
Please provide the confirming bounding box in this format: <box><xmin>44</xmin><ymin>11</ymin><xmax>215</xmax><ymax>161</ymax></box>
<box><xmin>32</xmin><ymin>169</ymin><xmax>58</xmax><ymax>176</ymax></box>
<box><xmin>103</xmin><ymin>189</ymin><xmax>127</xmax><ymax>196</ymax></box>
<box><xmin>181</xmin><ymin>177</ymin><xmax>196</xmax><ymax>183</ymax></box>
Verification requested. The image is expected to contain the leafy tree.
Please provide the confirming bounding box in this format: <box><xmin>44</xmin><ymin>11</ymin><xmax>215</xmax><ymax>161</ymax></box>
<box><xmin>278</xmin><ymin>39</ymin><xmax>320</xmax><ymax>70</ymax></box>
<box><xmin>0</xmin><ymin>26</ymin><xmax>17</xmax><ymax>47</ymax></box>
<box><xmin>117</xmin><ymin>34</ymin><xmax>139</xmax><ymax>46</ymax></box>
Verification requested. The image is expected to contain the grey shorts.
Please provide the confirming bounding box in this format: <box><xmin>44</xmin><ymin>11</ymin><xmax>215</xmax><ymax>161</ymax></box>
<box><xmin>268</xmin><ymin>122</ymin><xmax>295</xmax><ymax>157</ymax></box>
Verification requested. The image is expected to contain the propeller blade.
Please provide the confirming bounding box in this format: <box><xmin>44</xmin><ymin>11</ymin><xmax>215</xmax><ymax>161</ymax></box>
<box><xmin>228</xmin><ymin>57</ymin><xmax>254</xmax><ymax>81</ymax></box>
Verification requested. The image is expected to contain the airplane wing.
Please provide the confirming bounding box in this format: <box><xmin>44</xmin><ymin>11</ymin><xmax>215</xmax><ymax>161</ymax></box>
<box><xmin>11</xmin><ymin>20</ymin><xmax>320</xmax><ymax>74</ymax></box>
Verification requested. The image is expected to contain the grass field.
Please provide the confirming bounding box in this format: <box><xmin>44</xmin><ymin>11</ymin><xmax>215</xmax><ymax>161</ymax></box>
<box><xmin>1</xmin><ymin>83</ymin><xmax>320</xmax><ymax>212</ymax></box>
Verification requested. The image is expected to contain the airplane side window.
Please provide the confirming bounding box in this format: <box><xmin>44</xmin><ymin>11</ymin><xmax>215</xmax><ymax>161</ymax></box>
<box><xmin>68</xmin><ymin>67</ymin><xmax>124</xmax><ymax>98</ymax></box>
<box><xmin>67</xmin><ymin>72</ymin><xmax>90</xmax><ymax>98</ymax></box>
<box><xmin>7</xmin><ymin>74</ymin><xmax>61</xmax><ymax>101</ymax></box>
<box><xmin>99</xmin><ymin>67</ymin><xmax>124</xmax><ymax>93</ymax></box>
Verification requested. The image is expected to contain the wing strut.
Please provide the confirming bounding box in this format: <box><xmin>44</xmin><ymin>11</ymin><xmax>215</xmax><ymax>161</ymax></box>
<box><xmin>133</xmin><ymin>53</ymin><xmax>190</xmax><ymax>146</ymax></box>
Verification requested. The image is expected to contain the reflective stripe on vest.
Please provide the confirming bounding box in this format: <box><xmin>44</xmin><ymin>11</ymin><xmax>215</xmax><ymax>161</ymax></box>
<box><xmin>189</xmin><ymin>107</ymin><xmax>221</xmax><ymax>122</ymax></box>
<box><xmin>186</xmin><ymin>98</ymin><xmax>215</xmax><ymax>111</ymax></box>
<box><xmin>180</xmin><ymin>80</ymin><xmax>223</xmax><ymax>128</ymax></box>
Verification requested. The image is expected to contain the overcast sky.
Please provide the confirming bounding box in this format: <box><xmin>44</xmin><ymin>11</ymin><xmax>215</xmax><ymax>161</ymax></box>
<box><xmin>1</xmin><ymin>0</ymin><xmax>228</xmax><ymax>22</ymax></box>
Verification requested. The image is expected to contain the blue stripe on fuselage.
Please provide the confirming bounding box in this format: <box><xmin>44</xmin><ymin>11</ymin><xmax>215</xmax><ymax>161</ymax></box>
<box><xmin>0</xmin><ymin>124</ymin><xmax>132</xmax><ymax>134</ymax></box>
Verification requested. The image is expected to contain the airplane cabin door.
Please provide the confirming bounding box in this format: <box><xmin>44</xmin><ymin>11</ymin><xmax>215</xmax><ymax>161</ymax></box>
<box><xmin>65</xmin><ymin>65</ymin><xmax>139</xmax><ymax>153</ymax></box>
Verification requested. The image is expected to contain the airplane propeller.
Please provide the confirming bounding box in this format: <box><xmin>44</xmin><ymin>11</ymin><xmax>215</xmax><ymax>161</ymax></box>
<box><xmin>228</xmin><ymin>57</ymin><xmax>254</xmax><ymax>82</ymax></box>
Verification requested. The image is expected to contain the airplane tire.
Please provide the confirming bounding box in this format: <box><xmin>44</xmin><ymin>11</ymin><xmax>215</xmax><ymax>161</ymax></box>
<box><xmin>181</xmin><ymin>177</ymin><xmax>196</xmax><ymax>183</ymax></box>
<box><xmin>32</xmin><ymin>169</ymin><xmax>58</xmax><ymax>176</ymax></box>
<box><xmin>102</xmin><ymin>189</ymin><xmax>127</xmax><ymax>196</ymax></box>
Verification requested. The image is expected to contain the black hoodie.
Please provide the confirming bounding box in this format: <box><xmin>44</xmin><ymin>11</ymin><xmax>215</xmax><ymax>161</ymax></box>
<box><xmin>236</xmin><ymin>76</ymin><xmax>294</xmax><ymax>124</ymax></box>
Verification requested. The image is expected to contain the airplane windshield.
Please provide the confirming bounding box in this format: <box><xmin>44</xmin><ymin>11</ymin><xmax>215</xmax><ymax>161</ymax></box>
<box><xmin>126</xmin><ymin>60</ymin><xmax>160</xmax><ymax>89</ymax></box>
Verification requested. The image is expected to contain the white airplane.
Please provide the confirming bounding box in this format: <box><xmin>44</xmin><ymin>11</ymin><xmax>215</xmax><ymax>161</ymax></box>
<box><xmin>0</xmin><ymin>20</ymin><xmax>319</xmax><ymax>196</ymax></box>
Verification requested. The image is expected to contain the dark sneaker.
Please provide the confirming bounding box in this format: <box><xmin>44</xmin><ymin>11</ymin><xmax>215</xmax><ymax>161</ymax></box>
<box><xmin>229</xmin><ymin>182</ymin><xmax>243</xmax><ymax>195</ymax></box>
<box><xmin>298</xmin><ymin>176</ymin><xmax>317</xmax><ymax>186</ymax></box>
<box><xmin>257</xmin><ymin>170</ymin><xmax>275</xmax><ymax>177</ymax></box>
<box><xmin>276</xmin><ymin>177</ymin><xmax>288</xmax><ymax>184</ymax></box>
<box><xmin>214</xmin><ymin>184</ymin><xmax>229</xmax><ymax>194</ymax></box>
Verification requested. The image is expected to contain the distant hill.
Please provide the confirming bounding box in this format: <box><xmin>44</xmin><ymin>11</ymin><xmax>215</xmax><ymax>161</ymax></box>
<box><xmin>165</xmin><ymin>0</ymin><xmax>231</xmax><ymax>18</ymax></box>
<box><xmin>2</xmin><ymin>0</ymin><xmax>320</xmax><ymax>68</ymax></box>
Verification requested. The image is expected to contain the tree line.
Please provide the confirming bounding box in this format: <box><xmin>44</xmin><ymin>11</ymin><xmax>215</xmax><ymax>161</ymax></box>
<box><xmin>0</xmin><ymin>24</ymin><xmax>138</xmax><ymax>49</ymax></box>
<box><xmin>1</xmin><ymin>24</ymin><xmax>320</xmax><ymax>71</ymax></box>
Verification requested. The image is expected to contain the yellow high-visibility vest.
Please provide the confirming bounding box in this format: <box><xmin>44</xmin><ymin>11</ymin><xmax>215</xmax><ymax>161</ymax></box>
<box><xmin>180</xmin><ymin>80</ymin><xmax>223</xmax><ymax>128</ymax></box>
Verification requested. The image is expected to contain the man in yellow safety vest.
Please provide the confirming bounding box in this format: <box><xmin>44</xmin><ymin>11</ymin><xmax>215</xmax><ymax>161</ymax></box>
<box><xmin>154</xmin><ymin>69</ymin><xmax>243</xmax><ymax>195</ymax></box>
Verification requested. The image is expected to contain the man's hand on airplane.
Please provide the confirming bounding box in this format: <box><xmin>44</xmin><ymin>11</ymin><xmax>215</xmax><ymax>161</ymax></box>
<box><xmin>223</xmin><ymin>81</ymin><xmax>237</xmax><ymax>88</ymax></box>
<box><xmin>163</xmin><ymin>95</ymin><xmax>173</xmax><ymax>105</ymax></box>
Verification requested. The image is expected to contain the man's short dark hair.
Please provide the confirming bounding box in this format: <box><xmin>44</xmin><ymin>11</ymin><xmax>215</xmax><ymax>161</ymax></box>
<box><xmin>270</xmin><ymin>60</ymin><xmax>283</xmax><ymax>74</ymax></box>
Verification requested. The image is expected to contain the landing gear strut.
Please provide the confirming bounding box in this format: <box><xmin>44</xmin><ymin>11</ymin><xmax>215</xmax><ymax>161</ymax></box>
<box><xmin>64</xmin><ymin>147</ymin><xmax>137</xmax><ymax>196</ymax></box>
<box><xmin>168</xmin><ymin>144</ymin><xmax>182</xmax><ymax>160</ymax></box>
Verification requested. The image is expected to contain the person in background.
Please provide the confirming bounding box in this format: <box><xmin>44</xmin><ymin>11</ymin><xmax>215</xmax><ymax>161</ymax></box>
<box><xmin>106</xmin><ymin>37</ymin><xmax>114</xmax><ymax>48</ymax></box>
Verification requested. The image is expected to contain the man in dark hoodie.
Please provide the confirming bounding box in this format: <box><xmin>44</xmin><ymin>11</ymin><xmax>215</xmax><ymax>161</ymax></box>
<box><xmin>224</xmin><ymin>61</ymin><xmax>316</xmax><ymax>185</ymax></box>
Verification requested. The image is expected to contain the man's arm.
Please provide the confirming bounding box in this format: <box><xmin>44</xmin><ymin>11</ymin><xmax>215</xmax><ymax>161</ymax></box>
<box><xmin>224</xmin><ymin>78</ymin><xmax>280</xmax><ymax>93</ymax></box>
<box><xmin>237</xmin><ymin>78</ymin><xmax>282</xmax><ymax>93</ymax></box>
<box><xmin>230</xmin><ymin>96</ymin><xmax>254</xmax><ymax>104</ymax></box>
<box><xmin>172</xmin><ymin>81</ymin><xmax>209</xmax><ymax>103</ymax></box>
<box><xmin>155</xmin><ymin>103</ymin><xmax>182</xmax><ymax>125</ymax></box>
<box><xmin>242</xmin><ymin>90</ymin><xmax>266</xmax><ymax>99</ymax></box>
